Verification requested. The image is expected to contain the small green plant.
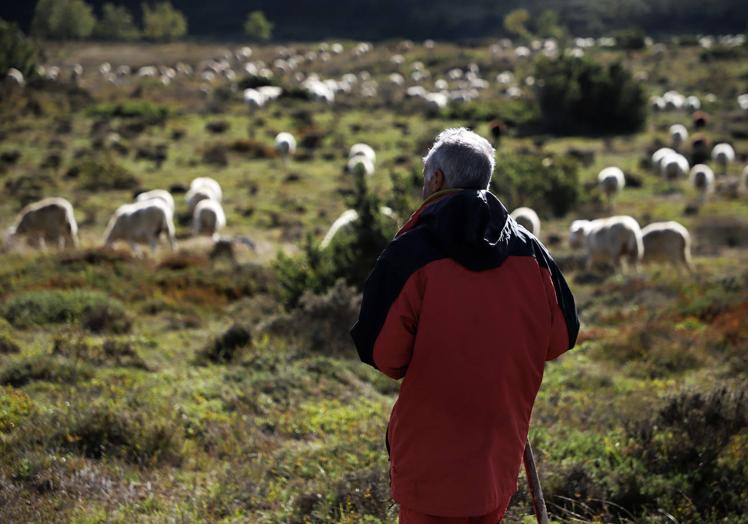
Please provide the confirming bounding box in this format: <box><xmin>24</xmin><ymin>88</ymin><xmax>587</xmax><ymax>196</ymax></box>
<box><xmin>0</xmin><ymin>386</ymin><xmax>34</xmax><ymax>433</ymax></box>
<box><xmin>244</xmin><ymin>10</ymin><xmax>273</xmax><ymax>42</ymax></box>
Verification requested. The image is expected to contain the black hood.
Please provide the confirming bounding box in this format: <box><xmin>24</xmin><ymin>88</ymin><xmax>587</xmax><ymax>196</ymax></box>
<box><xmin>416</xmin><ymin>190</ymin><xmax>526</xmax><ymax>272</ymax></box>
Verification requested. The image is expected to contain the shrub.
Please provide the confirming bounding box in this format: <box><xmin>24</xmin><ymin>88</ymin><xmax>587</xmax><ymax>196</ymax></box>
<box><xmin>142</xmin><ymin>2</ymin><xmax>188</xmax><ymax>42</ymax></box>
<box><xmin>491</xmin><ymin>152</ymin><xmax>580</xmax><ymax>217</ymax></box>
<box><xmin>534</xmin><ymin>56</ymin><xmax>647</xmax><ymax>135</ymax></box>
<box><xmin>3</xmin><ymin>289</ymin><xmax>126</xmax><ymax>329</ymax></box>
<box><xmin>197</xmin><ymin>324</ymin><xmax>253</xmax><ymax>364</ymax></box>
<box><xmin>88</xmin><ymin>100</ymin><xmax>169</xmax><ymax>125</ymax></box>
<box><xmin>0</xmin><ymin>319</ymin><xmax>21</xmax><ymax>354</ymax></box>
<box><xmin>52</xmin><ymin>334</ymin><xmax>146</xmax><ymax>369</ymax></box>
<box><xmin>613</xmin><ymin>29</ymin><xmax>647</xmax><ymax>50</ymax></box>
<box><xmin>0</xmin><ymin>20</ymin><xmax>39</xmax><ymax>79</ymax></box>
<box><xmin>31</xmin><ymin>0</ymin><xmax>97</xmax><ymax>40</ymax></box>
<box><xmin>0</xmin><ymin>354</ymin><xmax>93</xmax><ymax>387</ymax></box>
<box><xmin>0</xmin><ymin>386</ymin><xmax>34</xmax><ymax>433</ymax></box>
<box><xmin>74</xmin><ymin>154</ymin><xmax>140</xmax><ymax>190</ymax></box>
<box><xmin>244</xmin><ymin>10</ymin><xmax>273</xmax><ymax>42</ymax></box>
<box><xmin>94</xmin><ymin>2</ymin><xmax>139</xmax><ymax>41</ymax></box>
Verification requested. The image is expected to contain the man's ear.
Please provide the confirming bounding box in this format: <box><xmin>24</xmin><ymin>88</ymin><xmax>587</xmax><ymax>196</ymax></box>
<box><xmin>433</xmin><ymin>169</ymin><xmax>446</xmax><ymax>191</ymax></box>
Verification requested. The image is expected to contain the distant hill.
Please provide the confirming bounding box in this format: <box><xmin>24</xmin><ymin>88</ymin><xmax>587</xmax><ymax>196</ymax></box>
<box><xmin>1</xmin><ymin>0</ymin><xmax>747</xmax><ymax>41</ymax></box>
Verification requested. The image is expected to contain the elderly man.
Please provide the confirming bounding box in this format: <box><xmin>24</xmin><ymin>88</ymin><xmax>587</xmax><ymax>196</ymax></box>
<box><xmin>351</xmin><ymin>128</ymin><xmax>579</xmax><ymax>523</ymax></box>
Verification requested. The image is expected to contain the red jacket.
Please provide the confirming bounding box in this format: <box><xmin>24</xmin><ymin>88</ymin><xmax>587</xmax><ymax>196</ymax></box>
<box><xmin>351</xmin><ymin>190</ymin><xmax>579</xmax><ymax>517</ymax></box>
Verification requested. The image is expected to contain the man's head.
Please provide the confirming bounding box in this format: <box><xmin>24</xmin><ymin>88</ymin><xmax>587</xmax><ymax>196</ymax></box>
<box><xmin>422</xmin><ymin>128</ymin><xmax>496</xmax><ymax>199</ymax></box>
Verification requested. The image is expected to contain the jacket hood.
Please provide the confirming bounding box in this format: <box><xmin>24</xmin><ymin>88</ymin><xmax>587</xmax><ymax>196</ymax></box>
<box><xmin>412</xmin><ymin>190</ymin><xmax>518</xmax><ymax>272</ymax></box>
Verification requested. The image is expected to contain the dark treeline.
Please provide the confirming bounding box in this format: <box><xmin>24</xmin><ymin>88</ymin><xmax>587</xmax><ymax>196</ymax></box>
<box><xmin>1</xmin><ymin>0</ymin><xmax>747</xmax><ymax>41</ymax></box>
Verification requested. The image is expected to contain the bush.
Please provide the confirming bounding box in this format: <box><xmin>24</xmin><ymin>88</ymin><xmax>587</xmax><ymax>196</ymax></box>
<box><xmin>0</xmin><ymin>354</ymin><xmax>93</xmax><ymax>387</ymax></box>
<box><xmin>244</xmin><ymin>10</ymin><xmax>273</xmax><ymax>42</ymax></box>
<box><xmin>0</xmin><ymin>20</ymin><xmax>39</xmax><ymax>79</ymax></box>
<box><xmin>613</xmin><ymin>29</ymin><xmax>647</xmax><ymax>50</ymax></box>
<box><xmin>197</xmin><ymin>324</ymin><xmax>252</xmax><ymax>364</ymax></box>
<box><xmin>31</xmin><ymin>0</ymin><xmax>97</xmax><ymax>40</ymax></box>
<box><xmin>142</xmin><ymin>2</ymin><xmax>188</xmax><ymax>42</ymax></box>
<box><xmin>74</xmin><ymin>154</ymin><xmax>140</xmax><ymax>190</ymax></box>
<box><xmin>3</xmin><ymin>289</ymin><xmax>126</xmax><ymax>329</ymax></box>
<box><xmin>0</xmin><ymin>319</ymin><xmax>21</xmax><ymax>354</ymax></box>
<box><xmin>52</xmin><ymin>333</ymin><xmax>146</xmax><ymax>369</ymax></box>
<box><xmin>534</xmin><ymin>56</ymin><xmax>647</xmax><ymax>135</ymax></box>
<box><xmin>491</xmin><ymin>152</ymin><xmax>580</xmax><ymax>217</ymax></box>
<box><xmin>0</xmin><ymin>386</ymin><xmax>34</xmax><ymax>433</ymax></box>
<box><xmin>88</xmin><ymin>100</ymin><xmax>169</xmax><ymax>125</ymax></box>
<box><xmin>94</xmin><ymin>2</ymin><xmax>139</xmax><ymax>41</ymax></box>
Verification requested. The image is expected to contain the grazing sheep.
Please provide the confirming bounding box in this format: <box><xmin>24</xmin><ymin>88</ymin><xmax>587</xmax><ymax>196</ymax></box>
<box><xmin>597</xmin><ymin>167</ymin><xmax>626</xmax><ymax>206</ymax></box>
<box><xmin>569</xmin><ymin>216</ymin><xmax>643</xmax><ymax>272</ymax></box>
<box><xmin>711</xmin><ymin>143</ymin><xmax>735</xmax><ymax>175</ymax></box>
<box><xmin>6</xmin><ymin>68</ymin><xmax>25</xmax><ymax>87</ymax></box>
<box><xmin>275</xmin><ymin>132</ymin><xmax>296</xmax><ymax>167</ymax></box>
<box><xmin>669</xmin><ymin>124</ymin><xmax>688</xmax><ymax>150</ymax></box>
<box><xmin>193</xmin><ymin>199</ymin><xmax>226</xmax><ymax>240</ymax></box>
<box><xmin>135</xmin><ymin>189</ymin><xmax>175</xmax><ymax>214</ymax></box>
<box><xmin>510</xmin><ymin>207</ymin><xmax>541</xmax><ymax>236</ymax></box>
<box><xmin>660</xmin><ymin>153</ymin><xmax>689</xmax><ymax>180</ymax></box>
<box><xmin>104</xmin><ymin>200</ymin><xmax>176</xmax><ymax>256</ymax></box>
<box><xmin>186</xmin><ymin>177</ymin><xmax>222</xmax><ymax>212</ymax></box>
<box><xmin>347</xmin><ymin>155</ymin><xmax>375</xmax><ymax>177</ymax></box>
<box><xmin>5</xmin><ymin>197</ymin><xmax>79</xmax><ymax>250</ymax></box>
<box><xmin>651</xmin><ymin>147</ymin><xmax>676</xmax><ymax>173</ymax></box>
<box><xmin>689</xmin><ymin>164</ymin><xmax>715</xmax><ymax>201</ymax></box>
<box><xmin>349</xmin><ymin>143</ymin><xmax>376</xmax><ymax>165</ymax></box>
<box><xmin>320</xmin><ymin>207</ymin><xmax>396</xmax><ymax>249</ymax></box>
<box><xmin>641</xmin><ymin>221</ymin><xmax>693</xmax><ymax>272</ymax></box>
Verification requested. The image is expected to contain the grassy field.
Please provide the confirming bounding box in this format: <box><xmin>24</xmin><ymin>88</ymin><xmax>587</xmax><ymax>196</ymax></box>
<box><xmin>1</xmin><ymin>39</ymin><xmax>747</xmax><ymax>523</ymax></box>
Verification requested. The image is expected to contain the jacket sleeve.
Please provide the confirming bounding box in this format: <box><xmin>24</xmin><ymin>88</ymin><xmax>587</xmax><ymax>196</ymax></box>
<box><xmin>371</xmin><ymin>271</ymin><xmax>424</xmax><ymax>379</ymax></box>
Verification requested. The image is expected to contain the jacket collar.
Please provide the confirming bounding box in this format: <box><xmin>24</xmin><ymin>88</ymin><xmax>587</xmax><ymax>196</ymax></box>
<box><xmin>395</xmin><ymin>188</ymin><xmax>464</xmax><ymax>238</ymax></box>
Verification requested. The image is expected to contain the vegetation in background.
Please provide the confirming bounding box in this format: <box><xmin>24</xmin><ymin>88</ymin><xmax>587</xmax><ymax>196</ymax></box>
<box><xmin>534</xmin><ymin>56</ymin><xmax>647</xmax><ymax>135</ymax></box>
<box><xmin>31</xmin><ymin>0</ymin><xmax>97</xmax><ymax>40</ymax></box>
<box><xmin>94</xmin><ymin>2</ymin><xmax>140</xmax><ymax>41</ymax></box>
<box><xmin>243</xmin><ymin>10</ymin><xmax>273</xmax><ymax>42</ymax></box>
<box><xmin>0</xmin><ymin>19</ymin><xmax>38</xmax><ymax>79</ymax></box>
<box><xmin>141</xmin><ymin>1</ymin><xmax>188</xmax><ymax>42</ymax></box>
<box><xmin>503</xmin><ymin>9</ymin><xmax>531</xmax><ymax>40</ymax></box>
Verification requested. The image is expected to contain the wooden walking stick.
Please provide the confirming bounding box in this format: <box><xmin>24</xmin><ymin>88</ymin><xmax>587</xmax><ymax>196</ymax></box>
<box><xmin>524</xmin><ymin>439</ymin><xmax>550</xmax><ymax>524</ymax></box>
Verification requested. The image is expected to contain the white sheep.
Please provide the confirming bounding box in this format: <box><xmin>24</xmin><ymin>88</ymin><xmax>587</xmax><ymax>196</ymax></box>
<box><xmin>597</xmin><ymin>167</ymin><xmax>626</xmax><ymax>206</ymax></box>
<box><xmin>5</xmin><ymin>197</ymin><xmax>79</xmax><ymax>250</ymax></box>
<box><xmin>193</xmin><ymin>199</ymin><xmax>226</xmax><ymax>241</ymax></box>
<box><xmin>347</xmin><ymin>155</ymin><xmax>375</xmax><ymax>177</ymax></box>
<box><xmin>186</xmin><ymin>177</ymin><xmax>222</xmax><ymax>212</ymax></box>
<box><xmin>641</xmin><ymin>221</ymin><xmax>693</xmax><ymax>272</ymax></box>
<box><xmin>711</xmin><ymin>143</ymin><xmax>735</xmax><ymax>175</ymax></box>
<box><xmin>510</xmin><ymin>207</ymin><xmax>541</xmax><ymax>236</ymax></box>
<box><xmin>275</xmin><ymin>132</ymin><xmax>297</xmax><ymax>167</ymax></box>
<box><xmin>669</xmin><ymin>124</ymin><xmax>688</xmax><ymax>150</ymax></box>
<box><xmin>651</xmin><ymin>147</ymin><xmax>676</xmax><ymax>174</ymax></box>
<box><xmin>104</xmin><ymin>200</ymin><xmax>176</xmax><ymax>256</ymax></box>
<box><xmin>349</xmin><ymin>143</ymin><xmax>376</xmax><ymax>165</ymax></box>
<box><xmin>689</xmin><ymin>164</ymin><xmax>715</xmax><ymax>201</ymax></box>
<box><xmin>320</xmin><ymin>207</ymin><xmax>396</xmax><ymax>249</ymax></box>
<box><xmin>135</xmin><ymin>189</ymin><xmax>175</xmax><ymax>215</ymax></box>
<box><xmin>569</xmin><ymin>216</ymin><xmax>643</xmax><ymax>271</ymax></box>
<box><xmin>6</xmin><ymin>68</ymin><xmax>25</xmax><ymax>87</ymax></box>
<box><xmin>660</xmin><ymin>153</ymin><xmax>689</xmax><ymax>180</ymax></box>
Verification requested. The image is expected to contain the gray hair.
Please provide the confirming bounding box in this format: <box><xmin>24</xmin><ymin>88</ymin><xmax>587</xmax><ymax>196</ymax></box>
<box><xmin>423</xmin><ymin>128</ymin><xmax>496</xmax><ymax>190</ymax></box>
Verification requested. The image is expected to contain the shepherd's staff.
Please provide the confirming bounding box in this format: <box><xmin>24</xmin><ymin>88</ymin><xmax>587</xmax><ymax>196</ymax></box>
<box><xmin>524</xmin><ymin>439</ymin><xmax>550</xmax><ymax>524</ymax></box>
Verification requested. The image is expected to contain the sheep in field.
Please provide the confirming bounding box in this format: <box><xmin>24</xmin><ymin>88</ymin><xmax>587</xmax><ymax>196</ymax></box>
<box><xmin>641</xmin><ymin>221</ymin><xmax>693</xmax><ymax>272</ymax></box>
<box><xmin>689</xmin><ymin>164</ymin><xmax>715</xmax><ymax>203</ymax></box>
<box><xmin>651</xmin><ymin>147</ymin><xmax>676</xmax><ymax>174</ymax></box>
<box><xmin>711</xmin><ymin>143</ymin><xmax>735</xmax><ymax>175</ymax></box>
<box><xmin>510</xmin><ymin>207</ymin><xmax>541</xmax><ymax>236</ymax></box>
<box><xmin>669</xmin><ymin>124</ymin><xmax>688</xmax><ymax>150</ymax></box>
<box><xmin>5</xmin><ymin>197</ymin><xmax>79</xmax><ymax>250</ymax></box>
<box><xmin>597</xmin><ymin>167</ymin><xmax>625</xmax><ymax>207</ymax></box>
<box><xmin>193</xmin><ymin>199</ymin><xmax>226</xmax><ymax>240</ymax></box>
<box><xmin>275</xmin><ymin>132</ymin><xmax>296</xmax><ymax>167</ymax></box>
<box><xmin>135</xmin><ymin>189</ymin><xmax>175</xmax><ymax>215</ymax></box>
<box><xmin>349</xmin><ymin>143</ymin><xmax>376</xmax><ymax>165</ymax></box>
<box><xmin>347</xmin><ymin>155</ymin><xmax>375</xmax><ymax>177</ymax></box>
<box><xmin>568</xmin><ymin>216</ymin><xmax>643</xmax><ymax>272</ymax></box>
<box><xmin>104</xmin><ymin>200</ymin><xmax>176</xmax><ymax>256</ymax></box>
<box><xmin>186</xmin><ymin>177</ymin><xmax>222</xmax><ymax>212</ymax></box>
<box><xmin>660</xmin><ymin>153</ymin><xmax>689</xmax><ymax>180</ymax></box>
<box><xmin>321</xmin><ymin>207</ymin><xmax>396</xmax><ymax>249</ymax></box>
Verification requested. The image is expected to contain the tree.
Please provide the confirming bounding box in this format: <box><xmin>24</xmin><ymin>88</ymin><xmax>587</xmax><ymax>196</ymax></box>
<box><xmin>0</xmin><ymin>19</ymin><xmax>39</xmax><ymax>79</ymax></box>
<box><xmin>32</xmin><ymin>0</ymin><xmax>97</xmax><ymax>40</ymax></box>
<box><xmin>244</xmin><ymin>10</ymin><xmax>273</xmax><ymax>42</ymax></box>
<box><xmin>503</xmin><ymin>8</ymin><xmax>530</xmax><ymax>39</ymax></box>
<box><xmin>95</xmin><ymin>3</ymin><xmax>139</xmax><ymax>41</ymax></box>
<box><xmin>142</xmin><ymin>2</ymin><xmax>187</xmax><ymax>42</ymax></box>
<box><xmin>536</xmin><ymin>10</ymin><xmax>565</xmax><ymax>39</ymax></box>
